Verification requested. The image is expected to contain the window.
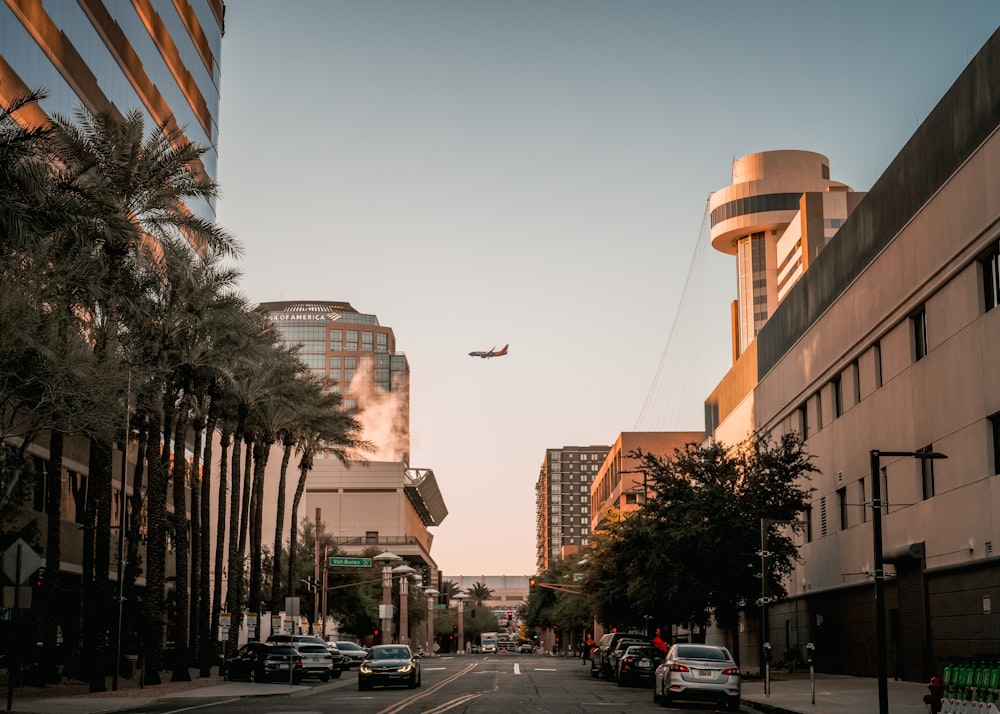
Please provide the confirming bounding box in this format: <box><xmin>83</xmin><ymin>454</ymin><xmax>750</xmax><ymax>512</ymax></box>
<box><xmin>361</xmin><ymin>331</ymin><xmax>373</xmax><ymax>351</ymax></box>
<box><xmin>859</xmin><ymin>478</ymin><xmax>867</xmax><ymax>523</ymax></box>
<box><xmin>852</xmin><ymin>361</ymin><xmax>861</xmax><ymax>405</ymax></box>
<box><xmin>982</xmin><ymin>241</ymin><xmax>1000</xmax><ymax>311</ymax></box>
<box><xmin>330</xmin><ymin>329</ymin><xmax>342</xmax><ymax>351</ymax></box>
<box><xmin>912</xmin><ymin>307</ymin><xmax>928</xmax><ymax>361</ymax></box>
<box><xmin>831</xmin><ymin>376</ymin><xmax>843</xmax><ymax>418</ymax></box>
<box><xmin>880</xmin><ymin>466</ymin><xmax>889</xmax><ymax>515</ymax></box>
<box><xmin>920</xmin><ymin>445</ymin><xmax>936</xmax><ymax>500</ymax></box>
<box><xmin>365</xmin><ymin>531</ymin><xmax>379</xmax><ymax>544</ymax></box>
<box><xmin>837</xmin><ymin>487</ymin><xmax>847</xmax><ymax>530</ymax></box>
<box><xmin>991</xmin><ymin>413</ymin><xmax>1000</xmax><ymax>476</ymax></box>
<box><xmin>798</xmin><ymin>404</ymin><xmax>808</xmax><ymax>437</ymax></box>
<box><xmin>803</xmin><ymin>505</ymin><xmax>813</xmax><ymax>543</ymax></box>
<box><xmin>346</xmin><ymin>330</ymin><xmax>359</xmax><ymax>351</ymax></box>
<box><xmin>874</xmin><ymin>342</ymin><xmax>883</xmax><ymax>388</ymax></box>
<box><xmin>376</xmin><ymin>332</ymin><xmax>388</xmax><ymax>352</ymax></box>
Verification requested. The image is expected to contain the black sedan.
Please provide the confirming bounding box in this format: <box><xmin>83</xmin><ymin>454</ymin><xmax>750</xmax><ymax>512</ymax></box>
<box><xmin>224</xmin><ymin>642</ymin><xmax>303</xmax><ymax>684</ymax></box>
<box><xmin>616</xmin><ymin>645</ymin><xmax>664</xmax><ymax>686</ymax></box>
<box><xmin>357</xmin><ymin>644</ymin><xmax>421</xmax><ymax>690</ymax></box>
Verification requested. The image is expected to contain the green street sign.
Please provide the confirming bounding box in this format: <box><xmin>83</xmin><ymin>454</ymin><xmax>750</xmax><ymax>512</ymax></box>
<box><xmin>328</xmin><ymin>556</ymin><xmax>372</xmax><ymax>568</ymax></box>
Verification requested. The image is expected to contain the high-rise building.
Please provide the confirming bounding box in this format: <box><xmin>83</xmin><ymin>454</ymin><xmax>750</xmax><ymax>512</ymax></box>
<box><xmin>258</xmin><ymin>300</ymin><xmax>410</xmax><ymax>463</ymax></box>
<box><xmin>535</xmin><ymin>445</ymin><xmax>609</xmax><ymax>572</ymax></box>
<box><xmin>1</xmin><ymin>0</ymin><xmax>225</xmax><ymax>221</ymax></box>
<box><xmin>704</xmin><ymin>29</ymin><xmax>1000</xmax><ymax>682</ymax></box>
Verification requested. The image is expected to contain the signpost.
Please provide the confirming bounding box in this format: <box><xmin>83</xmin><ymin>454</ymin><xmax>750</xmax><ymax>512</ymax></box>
<box><xmin>328</xmin><ymin>556</ymin><xmax>372</xmax><ymax>568</ymax></box>
<box><xmin>3</xmin><ymin>539</ymin><xmax>42</xmax><ymax>712</ymax></box>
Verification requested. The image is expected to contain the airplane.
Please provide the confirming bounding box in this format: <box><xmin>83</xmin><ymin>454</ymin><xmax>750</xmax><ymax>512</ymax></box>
<box><xmin>469</xmin><ymin>344</ymin><xmax>509</xmax><ymax>359</ymax></box>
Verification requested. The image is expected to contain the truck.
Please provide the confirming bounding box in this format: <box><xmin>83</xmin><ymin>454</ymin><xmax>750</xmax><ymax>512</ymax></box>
<box><xmin>480</xmin><ymin>632</ymin><xmax>499</xmax><ymax>654</ymax></box>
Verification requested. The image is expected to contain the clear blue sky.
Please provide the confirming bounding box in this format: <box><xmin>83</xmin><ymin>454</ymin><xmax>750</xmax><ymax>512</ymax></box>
<box><xmin>215</xmin><ymin>1</ymin><xmax>1000</xmax><ymax>575</ymax></box>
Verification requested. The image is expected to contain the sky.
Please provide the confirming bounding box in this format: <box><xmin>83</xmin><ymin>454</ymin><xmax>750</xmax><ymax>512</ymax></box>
<box><xmin>215</xmin><ymin>1</ymin><xmax>1000</xmax><ymax>576</ymax></box>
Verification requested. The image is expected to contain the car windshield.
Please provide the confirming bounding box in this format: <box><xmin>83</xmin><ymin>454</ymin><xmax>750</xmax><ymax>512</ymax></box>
<box><xmin>626</xmin><ymin>646</ymin><xmax>658</xmax><ymax>657</ymax></box>
<box><xmin>338</xmin><ymin>642</ymin><xmax>363</xmax><ymax>651</ymax></box>
<box><xmin>674</xmin><ymin>645</ymin><xmax>731</xmax><ymax>661</ymax></box>
<box><xmin>298</xmin><ymin>645</ymin><xmax>328</xmax><ymax>654</ymax></box>
<box><xmin>373</xmin><ymin>647</ymin><xmax>409</xmax><ymax>659</ymax></box>
<box><xmin>267</xmin><ymin>646</ymin><xmax>296</xmax><ymax>655</ymax></box>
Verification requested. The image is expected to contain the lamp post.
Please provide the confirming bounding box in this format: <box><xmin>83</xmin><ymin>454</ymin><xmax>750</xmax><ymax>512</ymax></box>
<box><xmin>759</xmin><ymin>517</ymin><xmax>806</xmax><ymax>697</ymax></box>
<box><xmin>392</xmin><ymin>564</ymin><xmax>417</xmax><ymax>645</ymax></box>
<box><xmin>423</xmin><ymin>587</ymin><xmax>439</xmax><ymax>654</ymax></box>
<box><xmin>374</xmin><ymin>551</ymin><xmax>401</xmax><ymax>645</ymax></box>
<box><xmin>453</xmin><ymin>592</ymin><xmax>469</xmax><ymax>654</ymax></box>
<box><xmin>869</xmin><ymin>449</ymin><xmax>947</xmax><ymax>714</ymax></box>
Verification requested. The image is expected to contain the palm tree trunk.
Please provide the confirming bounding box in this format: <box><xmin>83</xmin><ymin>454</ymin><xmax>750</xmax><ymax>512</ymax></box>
<box><xmin>286</xmin><ymin>457</ymin><xmax>310</xmax><ymax>601</ymax></box>
<box><xmin>143</xmin><ymin>398</ymin><xmax>166</xmax><ymax>686</ymax></box>
<box><xmin>41</xmin><ymin>429</ymin><xmax>64</xmax><ymax>684</ymax></box>
<box><xmin>224</xmin><ymin>426</ymin><xmax>244</xmax><ymax>656</ymax></box>
<box><xmin>198</xmin><ymin>409</ymin><xmax>217</xmax><ymax>676</ymax></box>
<box><xmin>268</xmin><ymin>441</ymin><xmax>293</xmax><ymax>614</ymax></box>
<box><xmin>170</xmin><ymin>407</ymin><xmax>192</xmax><ymax>682</ymax></box>
<box><xmin>85</xmin><ymin>437</ymin><xmax>114</xmax><ymax>692</ymax></box>
<box><xmin>247</xmin><ymin>440</ymin><xmax>268</xmax><ymax>622</ymax></box>
<box><xmin>212</xmin><ymin>429</ymin><xmax>230</xmax><ymax>663</ymax></box>
<box><xmin>188</xmin><ymin>417</ymin><xmax>203</xmax><ymax>668</ymax></box>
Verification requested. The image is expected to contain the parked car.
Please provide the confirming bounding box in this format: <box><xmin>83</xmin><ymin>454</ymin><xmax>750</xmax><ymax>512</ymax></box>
<box><xmin>295</xmin><ymin>643</ymin><xmax>340</xmax><ymax>681</ymax></box>
<box><xmin>358</xmin><ymin>644</ymin><xmax>421</xmax><ymax>690</ymax></box>
<box><xmin>615</xmin><ymin>644</ymin><xmax>664</xmax><ymax>687</ymax></box>
<box><xmin>591</xmin><ymin>632</ymin><xmax>651</xmax><ymax>680</ymax></box>
<box><xmin>334</xmin><ymin>641</ymin><xmax>368</xmax><ymax>669</ymax></box>
<box><xmin>267</xmin><ymin>634</ymin><xmax>345</xmax><ymax>672</ymax></box>
<box><xmin>653</xmin><ymin>643</ymin><xmax>741</xmax><ymax>711</ymax></box>
<box><xmin>518</xmin><ymin>642</ymin><xmax>533</xmax><ymax>654</ymax></box>
<box><xmin>224</xmin><ymin>642</ymin><xmax>303</xmax><ymax>684</ymax></box>
<box><xmin>608</xmin><ymin>638</ymin><xmax>653</xmax><ymax>681</ymax></box>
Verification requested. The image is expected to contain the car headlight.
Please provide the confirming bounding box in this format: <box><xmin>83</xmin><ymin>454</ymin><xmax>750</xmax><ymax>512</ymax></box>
<box><xmin>399</xmin><ymin>663</ymin><xmax>413</xmax><ymax>673</ymax></box>
<box><xmin>359</xmin><ymin>663</ymin><xmax>372</xmax><ymax>673</ymax></box>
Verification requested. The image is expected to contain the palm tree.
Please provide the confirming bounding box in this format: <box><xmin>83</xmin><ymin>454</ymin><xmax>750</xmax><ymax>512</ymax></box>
<box><xmin>469</xmin><ymin>581</ymin><xmax>494</xmax><ymax>607</ymax></box>
<box><xmin>47</xmin><ymin>105</ymin><xmax>238</xmax><ymax>689</ymax></box>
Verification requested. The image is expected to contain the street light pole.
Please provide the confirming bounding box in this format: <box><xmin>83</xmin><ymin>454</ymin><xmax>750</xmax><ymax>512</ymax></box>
<box><xmin>424</xmin><ymin>587</ymin><xmax>439</xmax><ymax>654</ymax></box>
<box><xmin>392</xmin><ymin>564</ymin><xmax>416</xmax><ymax>645</ymax></box>
<box><xmin>373</xmin><ymin>552</ymin><xmax>401</xmax><ymax>645</ymax></box>
<box><xmin>453</xmin><ymin>593</ymin><xmax>469</xmax><ymax>654</ymax></box>
<box><xmin>869</xmin><ymin>449</ymin><xmax>947</xmax><ymax>714</ymax></box>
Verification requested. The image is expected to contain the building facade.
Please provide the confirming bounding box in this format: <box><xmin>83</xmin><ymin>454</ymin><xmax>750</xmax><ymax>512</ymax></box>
<box><xmin>258</xmin><ymin>301</ymin><xmax>443</xmax><ymax>588</ymax></box>
<box><xmin>1</xmin><ymin>0</ymin><xmax>225</xmax><ymax>222</ymax></box>
<box><xmin>707</xmin><ymin>28</ymin><xmax>1000</xmax><ymax>682</ymax></box>
<box><xmin>590</xmin><ymin>431</ymin><xmax>703</xmax><ymax>530</ymax></box>
<box><xmin>535</xmin><ymin>445</ymin><xmax>609</xmax><ymax>572</ymax></box>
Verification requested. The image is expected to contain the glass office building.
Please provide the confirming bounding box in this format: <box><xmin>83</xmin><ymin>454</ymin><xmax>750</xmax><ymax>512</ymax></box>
<box><xmin>0</xmin><ymin>0</ymin><xmax>225</xmax><ymax>220</ymax></box>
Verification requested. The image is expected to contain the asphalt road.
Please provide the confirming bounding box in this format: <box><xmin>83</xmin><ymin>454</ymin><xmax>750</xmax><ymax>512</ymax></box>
<box><xmin>126</xmin><ymin>654</ymin><xmax>744</xmax><ymax>714</ymax></box>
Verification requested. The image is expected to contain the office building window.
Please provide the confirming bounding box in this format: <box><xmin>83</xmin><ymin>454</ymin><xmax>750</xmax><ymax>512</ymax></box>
<box><xmin>831</xmin><ymin>376</ymin><xmax>843</xmax><ymax>418</ymax></box>
<box><xmin>346</xmin><ymin>330</ymin><xmax>359</xmax><ymax>351</ymax></box>
<box><xmin>880</xmin><ymin>466</ymin><xmax>889</xmax><ymax>515</ymax></box>
<box><xmin>859</xmin><ymin>478</ymin><xmax>867</xmax><ymax>523</ymax></box>
<box><xmin>330</xmin><ymin>329</ymin><xmax>342</xmax><ymax>351</ymax></box>
<box><xmin>377</xmin><ymin>332</ymin><xmax>388</xmax><ymax>352</ymax></box>
<box><xmin>991</xmin><ymin>413</ymin><xmax>1000</xmax><ymax>476</ymax></box>
<box><xmin>852</xmin><ymin>361</ymin><xmax>861</xmax><ymax>405</ymax></box>
<box><xmin>913</xmin><ymin>307</ymin><xmax>928</xmax><ymax>361</ymax></box>
<box><xmin>874</xmin><ymin>342</ymin><xmax>883</xmax><ymax>388</ymax></box>
<box><xmin>837</xmin><ymin>487</ymin><xmax>847</xmax><ymax>530</ymax></box>
<box><xmin>982</xmin><ymin>241</ymin><xmax>1000</xmax><ymax>311</ymax></box>
<box><xmin>798</xmin><ymin>404</ymin><xmax>808</xmax><ymax>437</ymax></box>
<box><xmin>920</xmin><ymin>445</ymin><xmax>936</xmax><ymax>500</ymax></box>
<box><xmin>803</xmin><ymin>505</ymin><xmax>813</xmax><ymax>543</ymax></box>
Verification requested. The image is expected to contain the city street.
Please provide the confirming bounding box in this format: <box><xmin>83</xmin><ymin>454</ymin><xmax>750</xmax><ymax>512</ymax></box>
<box><xmin>121</xmin><ymin>654</ymin><xmax>745</xmax><ymax>714</ymax></box>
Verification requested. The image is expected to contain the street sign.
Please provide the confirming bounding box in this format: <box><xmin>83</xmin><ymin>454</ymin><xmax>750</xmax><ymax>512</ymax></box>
<box><xmin>2</xmin><ymin>539</ymin><xmax>42</xmax><ymax>584</ymax></box>
<box><xmin>328</xmin><ymin>556</ymin><xmax>372</xmax><ymax>567</ymax></box>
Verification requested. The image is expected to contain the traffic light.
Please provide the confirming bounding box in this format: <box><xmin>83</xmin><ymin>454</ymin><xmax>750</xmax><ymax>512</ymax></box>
<box><xmin>529</xmin><ymin>577</ymin><xmax>537</xmax><ymax>588</ymax></box>
<box><xmin>506</xmin><ymin>611</ymin><xmax>513</xmax><ymax>620</ymax></box>
<box><xmin>373</xmin><ymin>627</ymin><xmax>380</xmax><ymax>638</ymax></box>
<box><xmin>452</xmin><ymin>624</ymin><xmax>458</xmax><ymax>634</ymax></box>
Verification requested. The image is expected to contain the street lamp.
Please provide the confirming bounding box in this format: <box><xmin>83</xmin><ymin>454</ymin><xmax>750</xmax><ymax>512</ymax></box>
<box><xmin>373</xmin><ymin>551</ymin><xmax>402</xmax><ymax>645</ymax></box>
<box><xmin>392</xmin><ymin>564</ymin><xmax>417</xmax><ymax>645</ymax></box>
<box><xmin>423</xmin><ymin>587</ymin><xmax>439</xmax><ymax>654</ymax></box>
<box><xmin>869</xmin><ymin>449</ymin><xmax>947</xmax><ymax>714</ymax></box>
<box><xmin>759</xmin><ymin>517</ymin><xmax>806</xmax><ymax>697</ymax></box>
<box><xmin>453</xmin><ymin>592</ymin><xmax>469</xmax><ymax>654</ymax></box>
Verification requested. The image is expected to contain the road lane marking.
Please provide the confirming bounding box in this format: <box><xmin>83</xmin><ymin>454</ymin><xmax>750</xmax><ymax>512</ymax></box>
<box><xmin>422</xmin><ymin>692</ymin><xmax>483</xmax><ymax>713</ymax></box>
<box><xmin>514</xmin><ymin>663</ymin><xmax>521</xmax><ymax>675</ymax></box>
<box><xmin>377</xmin><ymin>662</ymin><xmax>478</xmax><ymax>714</ymax></box>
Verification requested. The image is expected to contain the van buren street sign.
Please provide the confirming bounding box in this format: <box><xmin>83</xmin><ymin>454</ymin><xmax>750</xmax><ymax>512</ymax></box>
<box><xmin>328</xmin><ymin>556</ymin><xmax>372</xmax><ymax>567</ymax></box>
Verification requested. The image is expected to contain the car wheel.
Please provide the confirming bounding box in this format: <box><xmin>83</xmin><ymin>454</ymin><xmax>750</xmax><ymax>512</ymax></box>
<box><xmin>408</xmin><ymin>674</ymin><xmax>417</xmax><ymax>689</ymax></box>
<box><xmin>332</xmin><ymin>669</ymin><xmax>342</xmax><ymax>679</ymax></box>
<box><xmin>652</xmin><ymin>683</ymin><xmax>661</xmax><ymax>704</ymax></box>
<box><xmin>616</xmin><ymin>672</ymin><xmax>626</xmax><ymax>687</ymax></box>
<box><xmin>320</xmin><ymin>673</ymin><xmax>330</xmax><ymax>682</ymax></box>
<box><xmin>358</xmin><ymin>680</ymin><xmax>370</xmax><ymax>691</ymax></box>
<box><xmin>726</xmin><ymin>696</ymin><xmax>741</xmax><ymax>711</ymax></box>
<box><xmin>248</xmin><ymin>668</ymin><xmax>257</xmax><ymax>683</ymax></box>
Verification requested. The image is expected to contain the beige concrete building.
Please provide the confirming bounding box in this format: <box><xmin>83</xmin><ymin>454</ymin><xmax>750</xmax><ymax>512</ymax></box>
<box><xmin>590</xmin><ymin>431</ymin><xmax>703</xmax><ymax>529</ymax></box>
<box><xmin>706</xmin><ymin>29</ymin><xmax>1000</xmax><ymax>682</ymax></box>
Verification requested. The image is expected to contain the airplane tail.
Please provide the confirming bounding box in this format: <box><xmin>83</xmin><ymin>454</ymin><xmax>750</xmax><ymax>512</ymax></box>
<box><xmin>495</xmin><ymin>344</ymin><xmax>509</xmax><ymax>356</ymax></box>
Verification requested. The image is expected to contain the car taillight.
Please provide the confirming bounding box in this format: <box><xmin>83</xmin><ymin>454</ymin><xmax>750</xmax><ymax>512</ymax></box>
<box><xmin>721</xmin><ymin>666</ymin><xmax>740</xmax><ymax>675</ymax></box>
<box><xmin>623</xmin><ymin>656</ymin><xmax>636</xmax><ymax>663</ymax></box>
<box><xmin>669</xmin><ymin>663</ymin><xmax>690</xmax><ymax>672</ymax></box>
<box><xmin>294</xmin><ymin>656</ymin><xmax>303</xmax><ymax>669</ymax></box>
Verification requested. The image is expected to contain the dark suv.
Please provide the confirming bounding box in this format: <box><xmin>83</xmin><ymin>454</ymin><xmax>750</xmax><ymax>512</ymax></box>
<box><xmin>591</xmin><ymin>632</ymin><xmax>652</xmax><ymax>680</ymax></box>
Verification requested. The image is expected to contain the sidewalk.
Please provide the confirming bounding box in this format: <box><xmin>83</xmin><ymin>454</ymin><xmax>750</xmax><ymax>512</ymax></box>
<box><xmin>741</xmin><ymin>671</ymin><xmax>930</xmax><ymax>714</ymax></box>
<box><xmin>1</xmin><ymin>668</ymin><xmax>334</xmax><ymax>714</ymax></box>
